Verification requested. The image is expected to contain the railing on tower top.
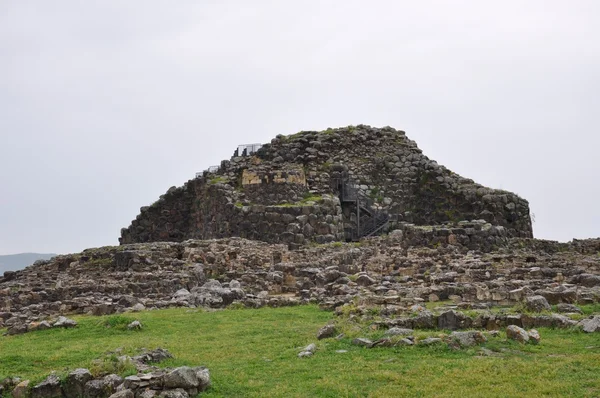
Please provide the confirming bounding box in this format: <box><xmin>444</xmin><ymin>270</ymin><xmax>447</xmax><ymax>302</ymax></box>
<box><xmin>195</xmin><ymin>165</ymin><xmax>220</xmax><ymax>178</ymax></box>
<box><xmin>234</xmin><ymin>143</ymin><xmax>263</xmax><ymax>157</ymax></box>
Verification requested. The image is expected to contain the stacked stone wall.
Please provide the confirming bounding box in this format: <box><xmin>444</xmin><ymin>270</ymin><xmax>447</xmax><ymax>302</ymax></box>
<box><xmin>121</xmin><ymin>175</ymin><xmax>343</xmax><ymax>247</ymax></box>
<box><xmin>120</xmin><ymin>125</ymin><xmax>533</xmax><ymax>245</ymax></box>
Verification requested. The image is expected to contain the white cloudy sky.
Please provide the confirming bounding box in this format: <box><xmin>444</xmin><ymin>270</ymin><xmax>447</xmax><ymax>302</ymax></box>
<box><xmin>1</xmin><ymin>1</ymin><xmax>599</xmax><ymax>254</ymax></box>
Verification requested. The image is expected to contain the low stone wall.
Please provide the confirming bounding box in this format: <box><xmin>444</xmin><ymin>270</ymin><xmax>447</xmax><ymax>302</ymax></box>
<box><xmin>398</xmin><ymin>220</ymin><xmax>511</xmax><ymax>253</ymax></box>
<box><xmin>120</xmin><ymin>183</ymin><xmax>196</xmax><ymax>244</ymax></box>
<box><xmin>121</xmin><ymin>175</ymin><xmax>342</xmax><ymax>247</ymax></box>
<box><xmin>229</xmin><ymin>199</ymin><xmax>344</xmax><ymax>246</ymax></box>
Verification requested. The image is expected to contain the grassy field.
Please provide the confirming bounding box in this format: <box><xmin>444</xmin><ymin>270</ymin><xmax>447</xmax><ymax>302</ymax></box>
<box><xmin>1</xmin><ymin>305</ymin><xmax>599</xmax><ymax>397</ymax></box>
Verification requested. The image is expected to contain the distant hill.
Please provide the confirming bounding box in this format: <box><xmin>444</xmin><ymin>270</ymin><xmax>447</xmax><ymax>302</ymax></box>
<box><xmin>0</xmin><ymin>253</ymin><xmax>57</xmax><ymax>273</ymax></box>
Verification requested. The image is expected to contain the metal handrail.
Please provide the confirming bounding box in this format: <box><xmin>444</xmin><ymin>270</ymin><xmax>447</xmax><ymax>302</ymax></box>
<box><xmin>234</xmin><ymin>143</ymin><xmax>263</xmax><ymax>157</ymax></box>
<box><xmin>331</xmin><ymin>176</ymin><xmax>390</xmax><ymax>239</ymax></box>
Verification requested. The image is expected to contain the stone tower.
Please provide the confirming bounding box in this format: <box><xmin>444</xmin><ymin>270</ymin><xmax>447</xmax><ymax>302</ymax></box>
<box><xmin>120</xmin><ymin>125</ymin><xmax>532</xmax><ymax>246</ymax></box>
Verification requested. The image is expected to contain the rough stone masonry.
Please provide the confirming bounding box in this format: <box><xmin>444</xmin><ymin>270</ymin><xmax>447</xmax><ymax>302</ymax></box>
<box><xmin>119</xmin><ymin>125</ymin><xmax>532</xmax><ymax>246</ymax></box>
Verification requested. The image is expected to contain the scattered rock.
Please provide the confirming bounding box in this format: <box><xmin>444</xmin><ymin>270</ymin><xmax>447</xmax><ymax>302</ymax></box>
<box><xmin>131</xmin><ymin>303</ymin><xmax>146</xmax><ymax>312</ymax></box>
<box><xmin>580</xmin><ymin>316</ymin><xmax>600</xmax><ymax>333</ymax></box>
<box><xmin>355</xmin><ymin>274</ymin><xmax>376</xmax><ymax>287</ymax></box>
<box><xmin>351</xmin><ymin>338</ymin><xmax>373</xmax><ymax>347</ymax></box>
<box><xmin>103</xmin><ymin>374</ymin><xmax>124</xmax><ymax>392</ymax></box>
<box><xmin>54</xmin><ymin>316</ymin><xmax>77</xmax><ymax>328</ymax></box>
<box><xmin>6</xmin><ymin>323</ymin><xmax>28</xmax><ymax>335</ymax></box>
<box><xmin>524</xmin><ymin>296</ymin><xmax>551</xmax><ymax>313</ymax></box>
<box><xmin>63</xmin><ymin>368</ymin><xmax>93</xmax><ymax>398</ymax></box>
<box><xmin>159</xmin><ymin>389</ymin><xmax>189</xmax><ymax>398</ymax></box>
<box><xmin>298</xmin><ymin>343</ymin><xmax>317</xmax><ymax>358</ymax></box>
<box><xmin>12</xmin><ymin>380</ymin><xmax>30</xmax><ymax>398</ymax></box>
<box><xmin>506</xmin><ymin>325</ymin><xmax>529</xmax><ymax>343</ymax></box>
<box><xmin>128</xmin><ymin>320</ymin><xmax>142</xmax><ymax>330</ymax></box>
<box><xmin>448</xmin><ymin>331</ymin><xmax>487</xmax><ymax>348</ymax></box>
<box><xmin>30</xmin><ymin>374</ymin><xmax>62</xmax><ymax>398</ymax></box>
<box><xmin>109</xmin><ymin>390</ymin><xmax>135</xmax><ymax>398</ymax></box>
<box><xmin>84</xmin><ymin>379</ymin><xmax>106</xmax><ymax>398</ymax></box>
<box><xmin>384</xmin><ymin>327</ymin><xmax>413</xmax><ymax>337</ymax></box>
<box><xmin>29</xmin><ymin>321</ymin><xmax>52</xmax><ymax>332</ymax></box>
<box><xmin>371</xmin><ymin>338</ymin><xmax>394</xmax><ymax>348</ymax></box>
<box><xmin>396</xmin><ymin>338</ymin><xmax>414</xmax><ymax>346</ymax></box>
<box><xmin>437</xmin><ymin>310</ymin><xmax>472</xmax><ymax>330</ymax></box>
<box><xmin>317</xmin><ymin>324</ymin><xmax>337</xmax><ymax>340</ymax></box>
<box><xmin>528</xmin><ymin>329</ymin><xmax>541</xmax><ymax>344</ymax></box>
<box><xmin>194</xmin><ymin>367</ymin><xmax>211</xmax><ymax>391</ymax></box>
<box><xmin>163</xmin><ymin>367</ymin><xmax>199</xmax><ymax>389</ymax></box>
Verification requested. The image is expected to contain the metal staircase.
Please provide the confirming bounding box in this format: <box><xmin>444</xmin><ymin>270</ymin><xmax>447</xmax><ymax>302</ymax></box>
<box><xmin>331</xmin><ymin>177</ymin><xmax>390</xmax><ymax>240</ymax></box>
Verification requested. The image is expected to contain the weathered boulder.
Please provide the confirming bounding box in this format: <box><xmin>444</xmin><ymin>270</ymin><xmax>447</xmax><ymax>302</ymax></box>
<box><xmin>371</xmin><ymin>338</ymin><xmax>394</xmax><ymax>347</ymax></box>
<box><xmin>556</xmin><ymin>303</ymin><xmax>583</xmax><ymax>314</ymax></box>
<box><xmin>528</xmin><ymin>329</ymin><xmax>541</xmax><ymax>344</ymax></box>
<box><xmin>108</xmin><ymin>390</ymin><xmax>134</xmax><ymax>398</ymax></box>
<box><xmin>30</xmin><ymin>374</ymin><xmax>62</xmax><ymax>398</ymax></box>
<box><xmin>524</xmin><ymin>295</ymin><xmax>551</xmax><ymax>312</ymax></box>
<box><xmin>506</xmin><ymin>325</ymin><xmax>529</xmax><ymax>343</ymax></box>
<box><xmin>316</xmin><ymin>324</ymin><xmax>337</xmax><ymax>340</ymax></box>
<box><xmin>579</xmin><ymin>316</ymin><xmax>600</xmax><ymax>333</ymax></box>
<box><xmin>437</xmin><ymin>310</ymin><xmax>472</xmax><ymax>330</ymax></box>
<box><xmin>448</xmin><ymin>331</ymin><xmax>487</xmax><ymax>347</ymax></box>
<box><xmin>83</xmin><ymin>379</ymin><xmax>107</xmax><ymax>398</ymax></box>
<box><xmin>384</xmin><ymin>327</ymin><xmax>414</xmax><ymax>337</ymax></box>
<box><xmin>163</xmin><ymin>367</ymin><xmax>199</xmax><ymax>389</ymax></box>
<box><xmin>53</xmin><ymin>316</ymin><xmax>77</xmax><ymax>328</ymax></box>
<box><xmin>159</xmin><ymin>389</ymin><xmax>189</xmax><ymax>398</ymax></box>
<box><xmin>412</xmin><ymin>310</ymin><xmax>435</xmax><ymax>329</ymax></box>
<box><xmin>355</xmin><ymin>273</ymin><xmax>376</xmax><ymax>287</ymax></box>
<box><xmin>352</xmin><ymin>338</ymin><xmax>373</xmax><ymax>347</ymax></box>
<box><xmin>298</xmin><ymin>343</ymin><xmax>317</xmax><ymax>357</ymax></box>
<box><xmin>63</xmin><ymin>368</ymin><xmax>93</xmax><ymax>398</ymax></box>
<box><xmin>194</xmin><ymin>367</ymin><xmax>211</xmax><ymax>391</ymax></box>
<box><xmin>12</xmin><ymin>380</ymin><xmax>30</xmax><ymax>398</ymax></box>
<box><xmin>6</xmin><ymin>323</ymin><xmax>28</xmax><ymax>335</ymax></box>
<box><xmin>127</xmin><ymin>320</ymin><xmax>142</xmax><ymax>330</ymax></box>
<box><xmin>103</xmin><ymin>374</ymin><xmax>124</xmax><ymax>393</ymax></box>
<box><xmin>29</xmin><ymin>321</ymin><xmax>52</xmax><ymax>332</ymax></box>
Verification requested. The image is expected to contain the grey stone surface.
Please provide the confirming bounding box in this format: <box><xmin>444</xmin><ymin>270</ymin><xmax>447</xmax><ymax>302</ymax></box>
<box><xmin>163</xmin><ymin>367</ymin><xmax>199</xmax><ymax>389</ymax></box>
<box><xmin>53</xmin><ymin>316</ymin><xmax>77</xmax><ymax>328</ymax></box>
<box><xmin>448</xmin><ymin>331</ymin><xmax>487</xmax><ymax>347</ymax></box>
<box><xmin>108</xmin><ymin>390</ymin><xmax>134</xmax><ymax>398</ymax></box>
<box><xmin>120</xmin><ymin>126</ymin><xmax>533</xmax><ymax>246</ymax></box>
<box><xmin>524</xmin><ymin>295</ymin><xmax>551</xmax><ymax>312</ymax></box>
<box><xmin>506</xmin><ymin>325</ymin><xmax>530</xmax><ymax>343</ymax></box>
<box><xmin>384</xmin><ymin>327</ymin><xmax>414</xmax><ymax>337</ymax></box>
<box><xmin>580</xmin><ymin>316</ymin><xmax>600</xmax><ymax>333</ymax></box>
<box><xmin>84</xmin><ymin>379</ymin><xmax>107</xmax><ymax>398</ymax></box>
<box><xmin>317</xmin><ymin>324</ymin><xmax>337</xmax><ymax>340</ymax></box>
<box><xmin>64</xmin><ymin>368</ymin><xmax>93</xmax><ymax>398</ymax></box>
<box><xmin>352</xmin><ymin>338</ymin><xmax>373</xmax><ymax>347</ymax></box>
<box><xmin>30</xmin><ymin>374</ymin><xmax>62</xmax><ymax>398</ymax></box>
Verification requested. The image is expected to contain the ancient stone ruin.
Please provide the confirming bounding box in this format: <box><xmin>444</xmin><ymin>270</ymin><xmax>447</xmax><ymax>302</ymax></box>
<box><xmin>120</xmin><ymin>125</ymin><xmax>533</xmax><ymax>247</ymax></box>
<box><xmin>1</xmin><ymin>126</ymin><xmax>598</xmax><ymax>397</ymax></box>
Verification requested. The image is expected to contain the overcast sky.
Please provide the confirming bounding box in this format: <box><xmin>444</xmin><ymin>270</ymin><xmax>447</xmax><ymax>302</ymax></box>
<box><xmin>1</xmin><ymin>1</ymin><xmax>599</xmax><ymax>255</ymax></box>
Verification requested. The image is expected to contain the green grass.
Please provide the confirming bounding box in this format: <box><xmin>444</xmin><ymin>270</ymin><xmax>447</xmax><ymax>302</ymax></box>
<box><xmin>1</xmin><ymin>306</ymin><xmax>599</xmax><ymax>397</ymax></box>
<box><xmin>273</xmin><ymin>195</ymin><xmax>323</xmax><ymax>207</ymax></box>
<box><xmin>209</xmin><ymin>176</ymin><xmax>228</xmax><ymax>185</ymax></box>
